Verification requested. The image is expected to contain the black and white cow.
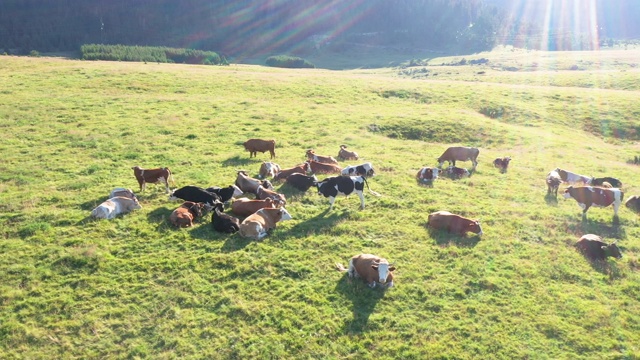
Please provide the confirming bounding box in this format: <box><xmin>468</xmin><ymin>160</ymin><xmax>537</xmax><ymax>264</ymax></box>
<box><xmin>591</xmin><ymin>176</ymin><xmax>622</xmax><ymax>188</ymax></box>
<box><xmin>341</xmin><ymin>162</ymin><xmax>375</xmax><ymax>177</ymax></box>
<box><xmin>169</xmin><ymin>185</ymin><xmax>219</xmax><ymax>207</ymax></box>
<box><xmin>285</xmin><ymin>173</ymin><xmax>318</xmax><ymax>192</ymax></box>
<box><xmin>316</xmin><ymin>175</ymin><xmax>377</xmax><ymax>210</ymax></box>
<box><xmin>204</xmin><ymin>185</ymin><xmax>243</xmax><ymax>202</ymax></box>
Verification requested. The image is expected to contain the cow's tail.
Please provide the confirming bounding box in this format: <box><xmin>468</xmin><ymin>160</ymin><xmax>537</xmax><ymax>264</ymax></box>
<box><xmin>362</xmin><ymin>176</ymin><xmax>381</xmax><ymax>197</ymax></box>
<box><xmin>335</xmin><ymin>262</ymin><xmax>347</xmax><ymax>272</ymax></box>
<box><xmin>165</xmin><ymin>167</ymin><xmax>176</xmax><ymax>185</ymax></box>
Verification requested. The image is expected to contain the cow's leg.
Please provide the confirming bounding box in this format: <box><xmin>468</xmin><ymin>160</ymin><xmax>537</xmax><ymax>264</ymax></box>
<box><xmin>357</xmin><ymin>191</ymin><xmax>365</xmax><ymax>210</ymax></box>
<box><xmin>141</xmin><ymin>181</ymin><xmax>146</xmax><ymax>192</ymax></box>
<box><xmin>328</xmin><ymin>197</ymin><xmax>336</xmax><ymax>210</ymax></box>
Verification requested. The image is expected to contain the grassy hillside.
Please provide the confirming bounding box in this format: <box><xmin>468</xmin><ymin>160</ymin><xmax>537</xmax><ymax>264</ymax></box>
<box><xmin>1</xmin><ymin>50</ymin><xmax>640</xmax><ymax>359</ymax></box>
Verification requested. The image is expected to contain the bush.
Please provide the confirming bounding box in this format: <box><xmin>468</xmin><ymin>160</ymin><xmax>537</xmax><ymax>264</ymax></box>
<box><xmin>265</xmin><ymin>55</ymin><xmax>315</xmax><ymax>69</ymax></box>
<box><xmin>29</xmin><ymin>50</ymin><xmax>40</xmax><ymax>57</ymax></box>
<box><xmin>80</xmin><ymin>44</ymin><xmax>224</xmax><ymax>65</ymax></box>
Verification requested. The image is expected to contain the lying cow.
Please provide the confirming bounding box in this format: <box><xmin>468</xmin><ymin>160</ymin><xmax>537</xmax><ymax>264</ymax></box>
<box><xmin>444</xmin><ymin>166</ymin><xmax>470</xmax><ymax>179</ymax></box>
<box><xmin>91</xmin><ymin>196</ymin><xmax>142</xmax><ymax>220</ymax></box>
<box><xmin>437</xmin><ymin>146</ymin><xmax>479</xmax><ymax>169</ymax></box>
<box><xmin>256</xmin><ymin>185</ymin><xmax>286</xmax><ymax>206</ymax></box>
<box><xmin>306</xmin><ymin>160</ymin><xmax>342</xmax><ymax>175</ymax></box>
<box><xmin>336</xmin><ymin>254</ymin><xmax>396</xmax><ymax>288</ymax></box>
<box><xmin>306</xmin><ymin>149</ymin><xmax>339</xmax><ymax>165</ymax></box>
<box><xmin>170</xmin><ymin>201</ymin><xmax>206</xmax><ymax>228</ymax></box>
<box><xmin>546</xmin><ymin>170</ymin><xmax>562</xmax><ymax>197</ymax></box>
<box><xmin>274</xmin><ymin>163</ymin><xmax>310</xmax><ymax>181</ymax></box>
<box><xmin>235</xmin><ymin>171</ymin><xmax>273</xmax><ymax>194</ymax></box>
<box><xmin>493</xmin><ymin>157</ymin><xmax>511</xmax><ymax>173</ymax></box>
<box><xmin>259</xmin><ymin>161</ymin><xmax>281</xmax><ymax>179</ymax></box>
<box><xmin>591</xmin><ymin>176</ymin><xmax>622</xmax><ymax>188</ymax></box>
<box><xmin>575</xmin><ymin>234</ymin><xmax>622</xmax><ymax>261</ymax></box>
<box><xmin>211</xmin><ymin>202</ymin><xmax>240</xmax><ymax>233</ymax></box>
<box><xmin>204</xmin><ymin>185</ymin><xmax>243</xmax><ymax>202</ymax></box>
<box><xmin>427</xmin><ymin>210</ymin><xmax>483</xmax><ymax>236</ymax></box>
<box><xmin>230</xmin><ymin>197</ymin><xmax>276</xmax><ymax>217</ymax></box>
<box><xmin>416</xmin><ymin>167</ymin><xmax>440</xmax><ymax>184</ymax></box>
<box><xmin>239</xmin><ymin>208</ymin><xmax>292</xmax><ymax>240</ymax></box>
<box><xmin>316</xmin><ymin>175</ymin><xmax>379</xmax><ymax>210</ymax></box>
<box><xmin>625</xmin><ymin>195</ymin><xmax>640</xmax><ymax>213</ymax></box>
<box><xmin>285</xmin><ymin>173</ymin><xmax>318</xmax><ymax>192</ymax></box>
<box><xmin>243</xmin><ymin>138</ymin><xmax>276</xmax><ymax>159</ymax></box>
<box><xmin>341</xmin><ymin>162</ymin><xmax>375</xmax><ymax>177</ymax></box>
<box><xmin>132</xmin><ymin>166</ymin><xmax>173</xmax><ymax>193</ymax></box>
<box><xmin>563</xmin><ymin>186</ymin><xmax>624</xmax><ymax>219</ymax></box>
<box><xmin>337</xmin><ymin>145</ymin><xmax>359</xmax><ymax>161</ymax></box>
<box><xmin>169</xmin><ymin>186</ymin><xmax>220</xmax><ymax>207</ymax></box>
<box><xmin>555</xmin><ymin>168</ymin><xmax>591</xmax><ymax>185</ymax></box>
<box><xmin>109</xmin><ymin>187</ymin><xmax>137</xmax><ymax>200</ymax></box>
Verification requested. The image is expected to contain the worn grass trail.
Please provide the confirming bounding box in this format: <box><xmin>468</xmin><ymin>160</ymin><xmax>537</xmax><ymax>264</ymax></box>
<box><xmin>1</xmin><ymin>52</ymin><xmax>639</xmax><ymax>359</ymax></box>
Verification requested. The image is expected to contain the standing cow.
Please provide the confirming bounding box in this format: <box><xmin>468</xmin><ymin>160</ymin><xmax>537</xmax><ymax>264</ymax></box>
<box><xmin>316</xmin><ymin>175</ymin><xmax>379</xmax><ymax>210</ymax></box>
<box><xmin>132</xmin><ymin>166</ymin><xmax>174</xmax><ymax>193</ymax></box>
<box><xmin>493</xmin><ymin>157</ymin><xmax>511</xmax><ymax>173</ymax></box>
<box><xmin>546</xmin><ymin>170</ymin><xmax>562</xmax><ymax>197</ymax></box>
<box><xmin>563</xmin><ymin>186</ymin><xmax>624</xmax><ymax>219</ymax></box>
<box><xmin>427</xmin><ymin>210</ymin><xmax>483</xmax><ymax>236</ymax></box>
<box><xmin>243</xmin><ymin>139</ymin><xmax>276</xmax><ymax>159</ymax></box>
<box><xmin>437</xmin><ymin>147</ymin><xmax>479</xmax><ymax>169</ymax></box>
<box><xmin>335</xmin><ymin>254</ymin><xmax>396</xmax><ymax>288</ymax></box>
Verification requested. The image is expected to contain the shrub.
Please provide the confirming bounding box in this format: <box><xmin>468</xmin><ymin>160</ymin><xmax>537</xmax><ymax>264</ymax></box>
<box><xmin>29</xmin><ymin>50</ymin><xmax>40</xmax><ymax>57</ymax></box>
<box><xmin>80</xmin><ymin>44</ymin><xmax>224</xmax><ymax>65</ymax></box>
<box><xmin>265</xmin><ymin>55</ymin><xmax>315</xmax><ymax>69</ymax></box>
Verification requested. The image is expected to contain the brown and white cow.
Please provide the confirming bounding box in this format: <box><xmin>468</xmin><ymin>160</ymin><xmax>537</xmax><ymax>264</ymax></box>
<box><xmin>427</xmin><ymin>210</ymin><xmax>483</xmax><ymax>236</ymax></box>
<box><xmin>336</xmin><ymin>254</ymin><xmax>396</xmax><ymax>288</ymax></box>
<box><xmin>625</xmin><ymin>195</ymin><xmax>640</xmax><ymax>213</ymax></box>
<box><xmin>235</xmin><ymin>171</ymin><xmax>273</xmax><ymax>194</ymax></box>
<box><xmin>243</xmin><ymin>138</ymin><xmax>276</xmax><ymax>159</ymax></box>
<box><xmin>132</xmin><ymin>166</ymin><xmax>173</xmax><ymax>193</ymax></box>
<box><xmin>555</xmin><ymin>168</ymin><xmax>591</xmax><ymax>185</ymax></box>
<box><xmin>306</xmin><ymin>149</ymin><xmax>339</xmax><ymax>165</ymax></box>
<box><xmin>437</xmin><ymin>147</ymin><xmax>479</xmax><ymax>169</ymax></box>
<box><xmin>91</xmin><ymin>196</ymin><xmax>142</xmax><ymax>220</ymax></box>
<box><xmin>337</xmin><ymin>145</ymin><xmax>359</xmax><ymax>161</ymax></box>
<box><xmin>239</xmin><ymin>208</ymin><xmax>292</xmax><ymax>240</ymax></box>
<box><xmin>444</xmin><ymin>166</ymin><xmax>470</xmax><ymax>179</ymax></box>
<box><xmin>169</xmin><ymin>201</ymin><xmax>206</xmax><ymax>228</ymax></box>
<box><xmin>259</xmin><ymin>161</ymin><xmax>281</xmax><ymax>179</ymax></box>
<box><xmin>416</xmin><ymin>167</ymin><xmax>440</xmax><ymax>184</ymax></box>
<box><xmin>306</xmin><ymin>160</ymin><xmax>342</xmax><ymax>174</ymax></box>
<box><xmin>109</xmin><ymin>187</ymin><xmax>137</xmax><ymax>200</ymax></box>
<box><xmin>575</xmin><ymin>234</ymin><xmax>622</xmax><ymax>261</ymax></box>
<box><xmin>274</xmin><ymin>163</ymin><xmax>310</xmax><ymax>181</ymax></box>
<box><xmin>493</xmin><ymin>157</ymin><xmax>511</xmax><ymax>173</ymax></box>
<box><xmin>255</xmin><ymin>185</ymin><xmax>286</xmax><ymax>206</ymax></box>
<box><xmin>563</xmin><ymin>186</ymin><xmax>624</xmax><ymax>218</ymax></box>
<box><xmin>230</xmin><ymin>197</ymin><xmax>276</xmax><ymax>217</ymax></box>
<box><xmin>546</xmin><ymin>169</ymin><xmax>562</xmax><ymax>197</ymax></box>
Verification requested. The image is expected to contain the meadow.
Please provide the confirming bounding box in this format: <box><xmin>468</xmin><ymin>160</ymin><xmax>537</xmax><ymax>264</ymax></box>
<box><xmin>1</xmin><ymin>48</ymin><xmax>640</xmax><ymax>359</ymax></box>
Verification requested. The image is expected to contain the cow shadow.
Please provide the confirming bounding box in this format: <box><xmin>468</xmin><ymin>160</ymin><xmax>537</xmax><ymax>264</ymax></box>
<box><xmin>425</xmin><ymin>224</ymin><xmax>481</xmax><ymax>248</ymax></box>
<box><xmin>564</xmin><ymin>215</ymin><xmax>626</xmax><ymax>240</ymax></box>
<box><xmin>334</xmin><ymin>272</ymin><xmax>387</xmax><ymax>334</ymax></box>
<box><xmin>583</xmin><ymin>257</ymin><xmax>625</xmax><ymax>281</ymax></box>
<box><xmin>220</xmin><ymin>235</ymin><xmax>253</xmax><ymax>252</ymax></box>
<box><xmin>147</xmin><ymin>206</ymin><xmax>174</xmax><ymax>230</ymax></box>
<box><xmin>221</xmin><ymin>155</ymin><xmax>254</xmax><ymax>168</ymax></box>
<box><xmin>544</xmin><ymin>193</ymin><xmax>559</xmax><ymax>206</ymax></box>
<box><xmin>79</xmin><ymin>197</ymin><xmax>108</xmax><ymax>211</ymax></box>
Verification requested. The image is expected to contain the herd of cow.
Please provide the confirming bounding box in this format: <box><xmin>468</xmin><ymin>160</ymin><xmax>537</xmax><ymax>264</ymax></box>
<box><xmin>89</xmin><ymin>140</ymin><xmax>635</xmax><ymax>288</ymax></box>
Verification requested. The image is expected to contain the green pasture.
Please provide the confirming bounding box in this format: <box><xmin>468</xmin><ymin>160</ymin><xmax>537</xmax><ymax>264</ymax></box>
<box><xmin>1</xmin><ymin>50</ymin><xmax>640</xmax><ymax>359</ymax></box>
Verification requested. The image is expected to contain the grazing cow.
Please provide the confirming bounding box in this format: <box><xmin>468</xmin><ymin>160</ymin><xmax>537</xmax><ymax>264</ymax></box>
<box><xmin>625</xmin><ymin>195</ymin><xmax>640</xmax><ymax>213</ymax></box>
<box><xmin>306</xmin><ymin>149</ymin><xmax>339</xmax><ymax>165</ymax></box>
<box><xmin>591</xmin><ymin>177</ymin><xmax>622</xmax><ymax>188</ymax></box>
<box><xmin>493</xmin><ymin>157</ymin><xmax>511</xmax><ymax>173</ymax></box>
<box><xmin>306</xmin><ymin>160</ymin><xmax>342</xmax><ymax>175</ymax></box>
<box><xmin>427</xmin><ymin>210</ymin><xmax>483</xmax><ymax>236</ymax></box>
<box><xmin>437</xmin><ymin>147</ymin><xmax>479</xmax><ymax>168</ymax></box>
<box><xmin>316</xmin><ymin>175</ymin><xmax>379</xmax><ymax>210</ymax></box>
<box><xmin>255</xmin><ymin>185</ymin><xmax>286</xmax><ymax>206</ymax></box>
<box><xmin>239</xmin><ymin>208</ymin><xmax>292</xmax><ymax>240</ymax></box>
<box><xmin>341</xmin><ymin>162</ymin><xmax>375</xmax><ymax>177</ymax></box>
<box><xmin>132</xmin><ymin>166</ymin><xmax>173</xmax><ymax>193</ymax></box>
<box><xmin>274</xmin><ymin>163</ymin><xmax>310</xmax><ymax>181</ymax></box>
<box><xmin>259</xmin><ymin>161</ymin><xmax>281</xmax><ymax>179</ymax></box>
<box><xmin>575</xmin><ymin>234</ymin><xmax>622</xmax><ymax>261</ymax></box>
<box><xmin>546</xmin><ymin>170</ymin><xmax>562</xmax><ymax>197</ymax></box>
<box><xmin>169</xmin><ymin>201</ymin><xmax>206</xmax><ymax>228</ymax></box>
<box><xmin>444</xmin><ymin>166</ymin><xmax>470</xmax><ymax>179</ymax></box>
<box><xmin>416</xmin><ymin>167</ymin><xmax>440</xmax><ymax>184</ymax></box>
<box><xmin>235</xmin><ymin>171</ymin><xmax>273</xmax><ymax>194</ymax></box>
<box><xmin>109</xmin><ymin>187</ymin><xmax>137</xmax><ymax>200</ymax></box>
<box><xmin>285</xmin><ymin>173</ymin><xmax>318</xmax><ymax>192</ymax></box>
<box><xmin>169</xmin><ymin>186</ymin><xmax>219</xmax><ymax>207</ymax></box>
<box><xmin>91</xmin><ymin>196</ymin><xmax>142</xmax><ymax>220</ymax></box>
<box><xmin>204</xmin><ymin>185</ymin><xmax>243</xmax><ymax>202</ymax></box>
<box><xmin>243</xmin><ymin>138</ymin><xmax>276</xmax><ymax>159</ymax></box>
<box><xmin>211</xmin><ymin>202</ymin><xmax>240</xmax><ymax>233</ymax></box>
<box><xmin>230</xmin><ymin>197</ymin><xmax>276</xmax><ymax>217</ymax></box>
<box><xmin>338</xmin><ymin>145</ymin><xmax>359</xmax><ymax>161</ymax></box>
<box><xmin>555</xmin><ymin>168</ymin><xmax>591</xmax><ymax>185</ymax></box>
<box><xmin>335</xmin><ymin>254</ymin><xmax>396</xmax><ymax>288</ymax></box>
<box><xmin>563</xmin><ymin>186</ymin><xmax>624</xmax><ymax>218</ymax></box>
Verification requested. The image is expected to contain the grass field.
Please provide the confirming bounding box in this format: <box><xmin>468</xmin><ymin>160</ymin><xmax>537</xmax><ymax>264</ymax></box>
<box><xmin>1</xmin><ymin>48</ymin><xmax>640</xmax><ymax>359</ymax></box>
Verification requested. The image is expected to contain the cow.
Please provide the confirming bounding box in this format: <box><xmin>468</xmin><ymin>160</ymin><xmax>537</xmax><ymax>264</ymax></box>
<box><xmin>109</xmin><ymin>187</ymin><xmax>137</xmax><ymax>200</ymax></box>
<box><xmin>306</xmin><ymin>160</ymin><xmax>342</xmax><ymax>175</ymax></box>
<box><xmin>493</xmin><ymin>157</ymin><xmax>511</xmax><ymax>173</ymax></box>
<box><xmin>230</xmin><ymin>197</ymin><xmax>276</xmax><ymax>217</ymax></box>
<box><xmin>316</xmin><ymin>175</ymin><xmax>379</xmax><ymax>210</ymax></box>
<box><xmin>259</xmin><ymin>161</ymin><xmax>281</xmax><ymax>179</ymax></box>
<box><xmin>575</xmin><ymin>234</ymin><xmax>622</xmax><ymax>261</ymax></box>
<box><xmin>444</xmin><ymin>166</ymin><xmax>470</xmax><ymax>179</ymax></box>
<box><xmin>243</xmin><ymin>138</ymin><xmax>276</xmax><ymax>159</ymax></box>
<box><xmin>91</xmin><ymin>196</ymin><xmax>142</xmax><ymax>220</ymax></box>
<box><xmin>204</xmin><ymin>185</ymin><xmax>244</xmax><ymax>203</ymax></box>
<box><xmin>625</xmin><ymin>195</ymin><xmax>640</xmax><ymax>213</ymax></box>
<box><xmin>416</xmin><ymin>167</ymin><xmax>440</xmax><ymax>184</ymax></box>
<box><xmin>563</xmin><ymin>186</ymin><xmax>624</xmax><ymax>219</ymax></box>
<box><xmin>285</xmin><ymin>173</ymin><xmax>318</xmax><ymax>192</ymax></box>
<box><xmin>306</xmin><ymin>149</ymin><xmax>339</xmax><ymax>165</ymax></box>
<box><xmin>274</xmin><ymin>163</ymin><xmax>310</xmax><ymax>181</ymax></box>
<box><xmin>239</xmin><ymin>207</ymin><xmax>292</xmax><ymax>240</ymax></box>
<box><xmin>427</xmin><ymin>210</ymin><xmax>483</xmax><ymax>236</ymax></box>
<box><xmin>132</xmin><ymin>166</ymin><xmax>173</xmax><ymax>193</ymax></box>
<box><xmin>546</xmin><ymin>170</ymin><xmax>562</xmax><ymax>197</ymax></box>
<box><xmin>335</xmin><ymin>254</ymin><xmax>396</xmax><ymax>288</ymax></box>
<box><xmin>255</xmin><ymin>185</ymin><xmax>286</xmax><ymax>206</ymax></box>
<box><xmin>338</xmin><ymin>145</ymin><xmax>359</xmax><ymax>161</ymax></box>
<box><xmin>555</xmin><ymin>168</ymin><xmax>591</xmax><ymax>185</ymax></box>
<box><xmin>169</xmin><ymin>201</ymin><xmax>206</xmax><ymax>228</ymax></box>
<box><xmin>169</xmin><ymin>186</ymin><xmax>220</xmax><ymax>208</ymax></box>
<box><xmin>341</xmin><ymin>162</ymin><xmax>375</xmax><ymax>177</ymax></box>
<box><xmin>235</xmin><ymin>171</ymin><xmax>273</xmax><ymax>194</ymax></box>
<box><xmin>211</xmin><ymin>202</ymin><xmax>240</xmax><ymax>233</ymax></box>
<box><xmin>437</xmin><ymin>147</ymin><xmax>479</xmax><ymax>169</ymax></box>
<box><xmin>591</xmin><ymin>177</ymin><xmax>622</xmax><ymax>188</ymax></box>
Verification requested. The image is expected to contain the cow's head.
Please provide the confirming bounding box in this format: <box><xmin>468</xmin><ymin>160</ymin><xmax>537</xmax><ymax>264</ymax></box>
<box><xmin>278</xmin><ymin>208</ymin><xmax>292</xmax><ymax>221</ymax></box>
<box><xmin>305</xmin><ymin>149</ymin><xmax>315</xmax><ymax>157</ymax></box>
<box><xmin>131</xmin><ymin>198</ymin><xmax>142</xmax><ymax>211</ymax></box>
<box><xmin>562</xmin><ymin>186</ymin><xmax>574</xmax><ymax>199</ymax></box>
<box><xmin>190</xmin><ymin>202</ymin><xmax>206</xmax><ymax>218</ymax></box>
<box><xmin>467</xmin><ymin>220</ymin><xmax>482</xmax><ymax>235</ymax></box>
<box><xmin>602</xmin><ymin>241</ymin><xmax>622</xmax><ymax>259</ymax></box>
<box><xmin>372</xmin><ymin>260</ymin><xmax>396</xmax><ymax>285</ymax></box>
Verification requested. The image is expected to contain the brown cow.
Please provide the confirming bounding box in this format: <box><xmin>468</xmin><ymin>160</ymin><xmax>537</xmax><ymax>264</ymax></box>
<box><xmin>259</xmin><ymin>161</ymin><xmax>281</xmax><ymax>179</ymax></box>
<box><xmin>493</xmin><ymin>157</ymin><xmax>511</xmax><ymax>173</ymax></box>
<box><xmin>235</xmin><ymin>171</ymin><xmax>273</xmax><ymax>194</ymax></box>
<box><xmin>427</xmin><ymin>210</ymin><xmax>483</xmax><ymax>236</ymax></box>
<box><xmin>132</xmin><ymin>166</ymin><xmax>173</xmax><ymax>193</ymax></box>
<box><xmin>243</xmin><ymin>139</ymin><xmax>276</xmax><ymax>159</ymax></box>
<box><xmin>336</xmin><ymin>254</ymin><xmax>396</xmax><ymax>288</ymax></box>
<box><xmin>255</xmin><ymin>185</ymin><xmax>286</xmax><ymax>206</ymax></box>
<box><xmin>416</xmin><ymin>167</ymin><xmax>440</xmax><ymax>184</ymax></box>
<box><xmin>239</xmin><ymin>208</ymin><xmax>292</xmax><ymax>240</ymax></box>
<box><xmin>274</xmin><ymin>163</ymin><xmax>310</xmax><ymax>181</ymax></box>
<box><xmin>563</xmin><ymin>186</ymin><xmax>624</xmax><ymax>219</ymax></box>
<box><xmin>169</xmin><ymin>201</ymin><xmax>206</xmax><ymax>228</ymax></box>
<box><xmin>337</xmin><ymin>145</ymin><xmax>359</xmax><ymax>161</ymax></box>
<box><xmin>230</xmin><ymin>197</ymin><xmax>276</xmax><ymax>217</ymax></box>
<box><xmin>437</xmin><ymin>147</ymin><xmax>479</xmax><ymax>169</ymax></box>
<box><xmin>306</xmin><ymin>149</ymin><xmax>339</xmax><ymax>165</ymax></box>
<box><xmin>306</xmin><ymin>160</ymin><xmax>342</xmax><ymax>174</ymax></box>
<box><xmin>575</xmin><ymin>234</ymin><xmax>622</xmax><ymax>261</ymax></box>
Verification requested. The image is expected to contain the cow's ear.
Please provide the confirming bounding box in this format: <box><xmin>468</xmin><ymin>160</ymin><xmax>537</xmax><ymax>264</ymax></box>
<box><xmin>388</xmin><ymin>266</ymin><xmax>396</xmax><ymax>271</ymax></box>
<box><xmin>371</xmin><ymin>265</ymin><xmax>379</xmax><ymax>270</ymax></box>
